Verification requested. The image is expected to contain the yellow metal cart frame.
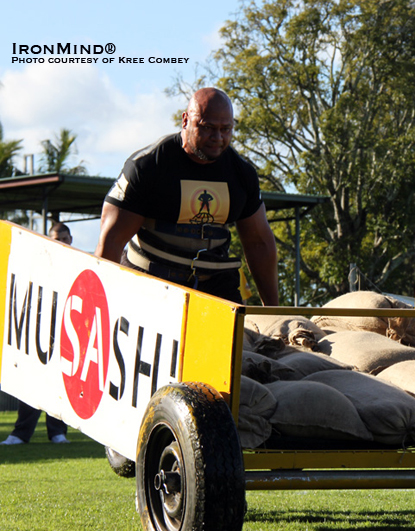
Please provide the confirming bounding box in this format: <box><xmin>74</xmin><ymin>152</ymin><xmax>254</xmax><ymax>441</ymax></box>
<box><xmin>182</xmin><ymin>300</ymin><xmax>415</xmax><ymax>492</ymax></box>
<box><xmin>2</xmin><ymin>219</ymin><xmax>415</xmax><ymax>530</ymax></box>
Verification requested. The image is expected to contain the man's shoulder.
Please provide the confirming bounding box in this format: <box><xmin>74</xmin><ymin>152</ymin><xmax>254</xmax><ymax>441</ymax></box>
<box><xmin>129</xmin><ymin>133</ymin><xmax>181</xmax><ymax>165</ymax></box>
<box><xmin>225</xmin><ymin>146</ymin><xmax>257</xmax><ymax>175</ymax></box>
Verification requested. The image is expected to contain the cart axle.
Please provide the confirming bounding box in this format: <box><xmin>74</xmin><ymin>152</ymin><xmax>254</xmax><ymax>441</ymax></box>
<box><xmin>246</xmin><ymin>469</ymin><xmax>415</xmax><ymax>490</ymax></box>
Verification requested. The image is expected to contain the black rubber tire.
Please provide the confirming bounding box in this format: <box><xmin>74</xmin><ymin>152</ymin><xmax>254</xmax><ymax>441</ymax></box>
<box><xmin>105</xmin><ymin>447</ymin><xmax>136</xmax><ymax>478</ymax></box>
<box><xmin>136</xmin><ymin>382</ymin><xmax>245</xmax><ymax>531</ymax></box>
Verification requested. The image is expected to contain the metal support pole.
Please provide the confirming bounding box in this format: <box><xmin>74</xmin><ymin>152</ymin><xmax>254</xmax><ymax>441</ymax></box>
<box><xmin>294</xmin><ymin>206</ymin><xmax>300</xmax><ymax>306</ymax></box>
<box><xmin>42</xmin><ymin>191</ymin><xmax>48</xmax><ymax>235</ymax></box>
<box><xmin>24</xmin><ymin>154</ymin><xmax>34</xmax><ymax>175</ymax></box>
<box><xmin>349</xmin><ymin>263</ymin><xmax>358</xmax><ymax>292</ymax></box>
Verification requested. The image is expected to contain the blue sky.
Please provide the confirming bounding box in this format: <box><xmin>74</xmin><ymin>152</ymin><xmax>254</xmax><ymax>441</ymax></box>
<box><xmin>0</xmin><ymin>0</ymin><xmax>242</xmax><ymax>250</ymax></box>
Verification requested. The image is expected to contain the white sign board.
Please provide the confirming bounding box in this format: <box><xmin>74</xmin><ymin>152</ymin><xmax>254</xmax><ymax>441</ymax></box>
<box><xmin>1</xmin><ymin>226</ymin><xmax>187</xmax><ymax>460</ymax></box>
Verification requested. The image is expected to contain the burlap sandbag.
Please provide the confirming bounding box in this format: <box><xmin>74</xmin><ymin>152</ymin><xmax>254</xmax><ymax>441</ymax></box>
<box><xmin>304</xmin><ymin>370</ymin><xmax>415</xmax><ymax>445</ymax></box>
<box><xmin>238</xmin><ymin>375</ymin><xmax>277</xmax><ymax>448</ymax></box>
<box><xmin>243</xmin><ymin>328</ymin><xmax>260</xmax><ymax>351</ymax></box>
<box><xmin>318</xmin><ymin>326</ymin><xmax>351</xmax><ymax>336</ymax></box>
<box><xmin>244</xmin><ymin>317</ymin><xmax>287</xmax><ymax>354</ymax></box>
<box><xmin>318</xmin><ymin>330</ymin><xmax>415</xmax><ymax>374</ymax></box>
<box><xmin>242</xmin><ymin>350</ymin><xmax>295</xmax><ymax>383</ymax></box>
<box><xmin>266</xmin><ymin>380</ymin><xmax>373</xmax><ymax>441</ymax></box>
<box><xmin>246</xmin><ymin>314</ymin><xmax>325</xmax><ymax>341</ymax></box>
<box><xmin>244</xmin><ymin>315</ymin><xmax>291</xmax><ymax>335</ymax></box>
<box><xmin>384</xmin><ymin>295</ymin><xmax>415</xmax><ymax>346</ymax></box>
<box><xmin>311</xmin><ymin>291</ymin><xmax>414</xmax><ymax>343</ymax></box>
<box><xmin>276</xmin><ymin>351</ymin><xmax>353</xmax><ymax>379</ymax></box>
<box><xmin>262</xmin><ymin>315</ymin><xmax>326</xmax><ymax>345</ymax></box>
<box><xmin>376</xmin><ymin>361</ymin><xmax>415</xmax><ymax>397</ymax></box>
<box><xmin>251</xmin><ymin>338</ymin><xmax>312</xmax><ymax>361</ymax></box>
<box><xmin>243</xmin><ymin>328</ymin><xmax>287</xmax><ymax>357</ymax></box>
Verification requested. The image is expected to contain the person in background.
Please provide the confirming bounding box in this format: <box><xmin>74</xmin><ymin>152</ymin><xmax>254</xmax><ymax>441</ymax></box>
<box><xmin>95</xmin><ymin>87</ymin><xmax>279</xmax><ymax>306</ymax></box>
<box><xmin>1</xmin><ymin>222</ymin><xmax>72</xmax><ymax>445</ymax></box>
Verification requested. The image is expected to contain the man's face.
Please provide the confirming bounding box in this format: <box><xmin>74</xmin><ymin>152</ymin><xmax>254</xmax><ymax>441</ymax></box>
<box><xmin>182</xmin><ymin>105</ymin><xmax>234</xmax><ymax>163</ymax></box>
<box><xmin>50</xmin><ymin>230</ymin><xmax>72</xmax><ymax>245</ymax></box>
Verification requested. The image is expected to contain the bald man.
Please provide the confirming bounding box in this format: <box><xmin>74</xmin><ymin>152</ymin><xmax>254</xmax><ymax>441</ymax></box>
<box><xmin>95</xmin><ymin>87</ymin><xmax>279</xmax><ymax>305</ymax></box>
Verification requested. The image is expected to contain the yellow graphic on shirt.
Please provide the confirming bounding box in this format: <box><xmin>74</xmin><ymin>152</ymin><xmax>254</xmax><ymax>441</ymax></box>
<box><xmin>178</xmin><ymin>181</ymin><xmax>230</xmax><ymax>224</ymax></box>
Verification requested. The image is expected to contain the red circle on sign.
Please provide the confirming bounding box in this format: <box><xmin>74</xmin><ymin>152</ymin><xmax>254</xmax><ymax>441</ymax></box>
<box><xmin>60</xmin><ymin>269</ymin><xmax>110</xmax><ymax>419</ymax></box>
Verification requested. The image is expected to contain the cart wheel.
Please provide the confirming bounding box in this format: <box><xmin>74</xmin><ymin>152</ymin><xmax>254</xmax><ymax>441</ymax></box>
<box><xmin>105</xmin><ymin>447</ymin><xmax>136</xmax><ymax>478</ymax></box>
<box><xmin>136</xmin><ymin>382</ymin><xmax>245</xmax><ymax>531</ymax></box>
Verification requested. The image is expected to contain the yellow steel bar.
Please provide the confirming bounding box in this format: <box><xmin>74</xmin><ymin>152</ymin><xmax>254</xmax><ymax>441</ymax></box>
<box><xmin>177</xmin><ymin>291</ymin><xmax>190</xmax><ymax>383</ymax></box>
<box><xmin>243</xmin><ymin>448</ymin><xmax>415</xmax><ymax>470</ymax></box>
<box><xmin>245</xmin><ymin>470</ymin><xmax>415</xmax><ymax>491</ymax></box>
<box><xmin>0</xmin><ymin>221</ymin><xmax>13</xmax><ymax>383</ymax></box>
<box><xmin>243</xmin><ymin>305</ymin><xmax>415</xmax><ymax>318</ymax></box>
<box><xmin>228</xmin><ymin>308</ymin><xmax>246</xmax><ymax>422</ymax></box>
<box><xmin>180</xmin><ymin>290</ymin><xmax>240</xmax><ymax>405</ymax></box>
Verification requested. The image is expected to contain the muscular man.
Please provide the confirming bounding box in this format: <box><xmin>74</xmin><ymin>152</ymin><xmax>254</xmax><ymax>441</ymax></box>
<box><xmin>95</xmin><ymin>87</ymin><xmax>279</xmax><ymax>305</ymax></box>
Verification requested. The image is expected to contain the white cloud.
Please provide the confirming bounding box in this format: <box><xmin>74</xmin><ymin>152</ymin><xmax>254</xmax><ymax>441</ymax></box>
<box><xmin>0</xmin><ymin>61</ymin><xmax>188</xmax><ymax>252</ymax></box>
<box><xmin>202</xmin><ymin>22</ymin><xmax>227</xmax><ymax>52</ymax></box>
<box><xmin>0</xmin><ymin>61</ymin><xmax>187</xmax><ymax>177</ymax></box>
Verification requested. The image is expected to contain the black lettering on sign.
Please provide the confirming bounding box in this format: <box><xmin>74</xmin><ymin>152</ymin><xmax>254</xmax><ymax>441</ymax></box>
<box><xmin>109</xmin><ymin>316</ymin><xmax>127</xmax><ymax>401</ymax></box>
<box><xmin>132</xmin><ymin>326</ymin><xmax>144</xmax><ymax>408</ymax></box>
<box><xmin>132</xmin><ymin>326</ymin><xmax>155</xmax><ymax>408</ymax></box>
<box><xmin>8</xmin><ymin>273</ymin><xmax>32</xmax><ymax>354</ymax></box>
<box><xmin>151</xmin><ymin>333</ymin><xmax>162</xmax><ymax>396</ymax></box>
<box><xmin>140</xmin><ymin>359</ymin><xmax>151</xmax><ymax>377</ymax></box>
<box><xmin>170</xmin><ymin>340</ymin><xmax>178</xmax><ymax>378</ymax></box>
<box><xmin>36</xmin><ymin>286</ymin><xmax>58</xmax><ymax>365</ymax></box>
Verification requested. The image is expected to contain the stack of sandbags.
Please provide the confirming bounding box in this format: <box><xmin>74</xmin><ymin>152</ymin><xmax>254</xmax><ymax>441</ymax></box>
<box><xmin>242</xmin><ymin>350</ymin><xmax>295</xmax><ymax>383</ymax></box>
<box><xmin>239</xmin><ymin>347</ymin><xmax>356</xmax><ymax>448</ymax></box>
<box><xmin>240</xmin><ymin>303</ymin><xmax>415</xmax><ymax>448</ymax></box>
<box><xmin>238</xmin><ymin>375</ymin><xmax>277</xmax><ymax>448</ymax></box>
<box><xmin>318</xmin><ymin>330</ymin><xmax>415</xmax><ymax>374</ymax></box>
<box><xmin>311</xmin><ymin>291</ymin><xmax>415</xmax><ymax>345</ymax></box>
<box><xmin>304</xmin><ymin>370</ymin><xmax>415</xmax><ymax>446</ymax></box>
<box><xmin>265</xmin><ymin>380</ymin><xmax>373</xmax><ymax>442</ymax></box>
<box><xmin>244</xmin><ymin>314</ymin><xmax>326</xmax><ymax>355</ymax></box>
<box><xmin>242</xmin><ymin>349</ymin><xmax>352</xmax><ymax>382</ymax></box>
<box><xmin>274</xmin><ymin>350</ymin><xmax>353</xmax><ymax>379</ymax></box>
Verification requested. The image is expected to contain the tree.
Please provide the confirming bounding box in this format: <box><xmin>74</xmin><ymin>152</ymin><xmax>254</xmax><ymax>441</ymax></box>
<box><xmin>0</xmin><ymin>122</ymin><xmax>29</xmax><ymax>225</ymax></box>
<box><xmin>169</xmin><ymin>0</ymin><xmax>415</xmax><ymax>305</ymax></box>
<box><xmin>38</xmin><ymin>128</ymin><xmax>88</xmax><ymax>175</ymax></box>
<box><xmin>0</xmin><ymin>122</ymin><xmax>22</xmax><ymax>178</ymax></box>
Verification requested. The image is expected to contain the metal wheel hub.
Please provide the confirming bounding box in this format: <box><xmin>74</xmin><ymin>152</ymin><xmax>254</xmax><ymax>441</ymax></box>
<box><xmin>155</xmin><ymin>441</ymin><xmax>184</xmax><ymax>528</ymax></box>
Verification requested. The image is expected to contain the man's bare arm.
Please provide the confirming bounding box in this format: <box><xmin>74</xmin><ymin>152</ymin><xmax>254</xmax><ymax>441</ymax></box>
<box><xmin>95</xmin><ymin>202</ymin><xmax>145</xmax><ymax>263</ymax></box>
<box><xmin>236</xmin><ymin>204</ymin><xmax>279</xmax><ymax>306</ymax></box>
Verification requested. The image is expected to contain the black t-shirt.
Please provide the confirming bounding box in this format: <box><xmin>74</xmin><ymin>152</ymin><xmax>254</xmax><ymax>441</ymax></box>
<box><xmin>105</xmin><ymin>133</ymin><xmax>262</xmax><ymax>225</ymax></box>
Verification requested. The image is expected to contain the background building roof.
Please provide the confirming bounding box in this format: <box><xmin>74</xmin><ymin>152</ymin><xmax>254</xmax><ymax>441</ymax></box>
<box><xmin>0</xmin><ymin>173</ymin><xmax>329</xmax><ymax>220</ymax></box>
<box><xmin>0</xmin><ymin>173</ymin><xmax>330</xmax><ymax>306</ymax></box>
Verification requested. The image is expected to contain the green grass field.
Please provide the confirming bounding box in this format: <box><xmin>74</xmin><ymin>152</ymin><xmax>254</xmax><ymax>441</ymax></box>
<box><xmin>1</xmin><ymin>410</ymin><xmax>415</xmax><ymax>530</ymax></box>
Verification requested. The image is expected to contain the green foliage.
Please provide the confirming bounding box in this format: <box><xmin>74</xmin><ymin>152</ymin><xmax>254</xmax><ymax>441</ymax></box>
<box><xmin>0</xmin><ymin>122</ymin><xmax>22</xmax><ymax>178</ymax></box>
<box><xmin>0</xmin><ymin>122</ymin><xmax>27</xmax><ymax>223</ymax></box>
<box><xmin>38</xmin><ymin>128</ymin><xmax>88</xmax><ymax>175</ymax></box>
<box><xmin>0</xmin><ymin>124</ymin><xmax>88</xmax><ymax>227</ymax></box>
<box><xmin>170</xmin><ymin>0</ymin><xmax>415</xmax><ymax>305</ymax></box>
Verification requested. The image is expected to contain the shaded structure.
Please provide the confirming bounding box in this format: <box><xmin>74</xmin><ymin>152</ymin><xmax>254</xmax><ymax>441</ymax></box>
<box><xmin>0</xmin><ymin>173</ymin><xmax>114</xmax><ymax>234</ymax></box>
<box><xmin>262</xmin><ymin>191</ymin><xmax>330</xmax><ymax>305</ymax></box>
<box><xmin>0</xmin><ymin>174</ymin><xmax>329</xmax><ymax>304</ymax></box>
